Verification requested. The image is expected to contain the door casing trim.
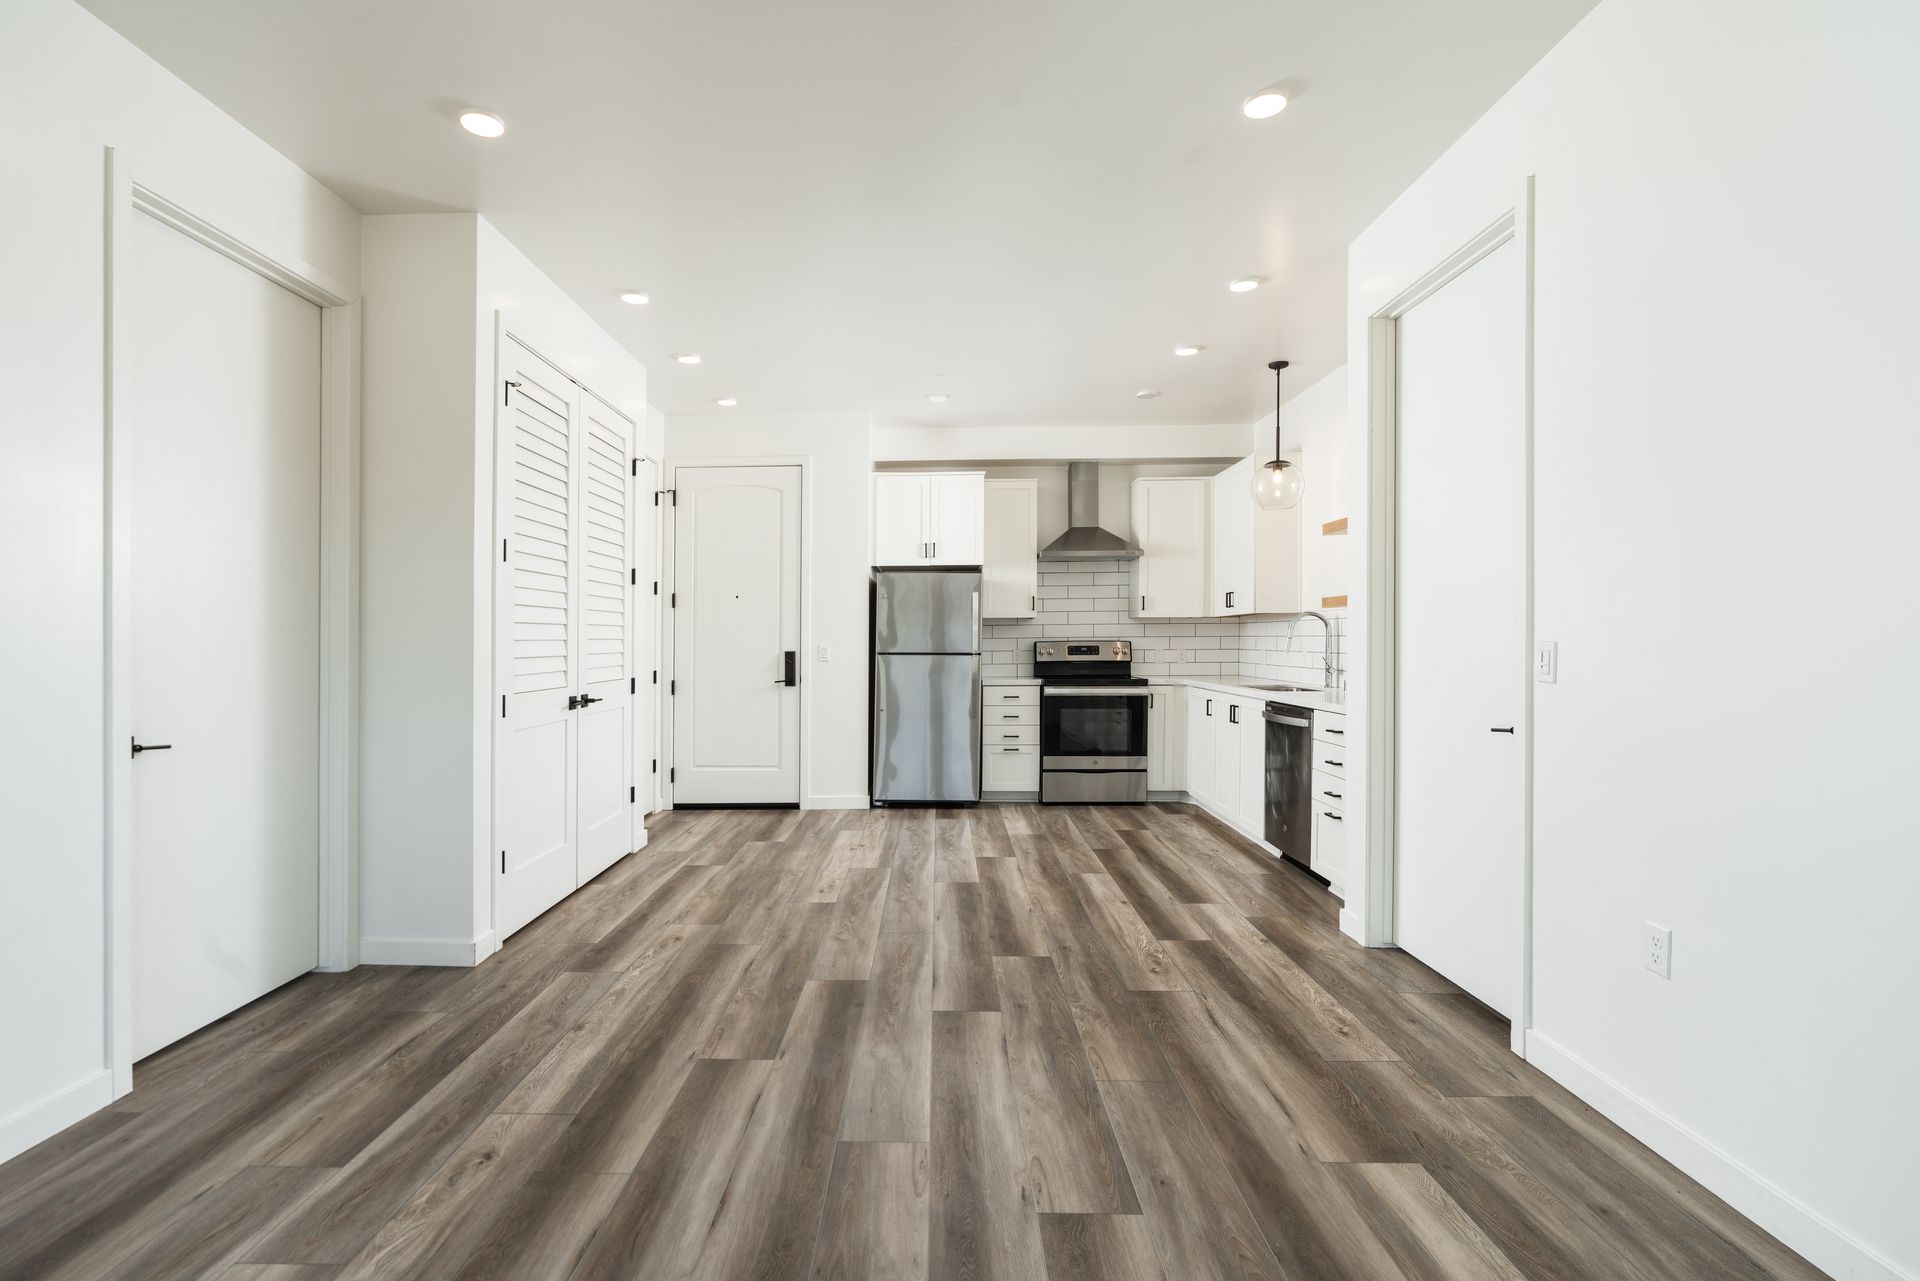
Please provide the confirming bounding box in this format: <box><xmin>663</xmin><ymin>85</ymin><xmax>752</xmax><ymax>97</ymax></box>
<box><xmin>104</xmin><ymin>148</ymin><xmax>362</xmax><ymax>1096</ymax></box>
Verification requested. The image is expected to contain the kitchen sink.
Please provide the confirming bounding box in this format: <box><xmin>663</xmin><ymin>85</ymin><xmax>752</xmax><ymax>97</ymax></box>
<box><xmin>1239</xmin><ymin>681</ymin><xmax>1321</xmax><ymax>693</ymax></box>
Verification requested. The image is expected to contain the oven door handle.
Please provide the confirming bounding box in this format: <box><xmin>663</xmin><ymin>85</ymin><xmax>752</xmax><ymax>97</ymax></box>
<box><xmin>1262</xmin><ymin>711</ymin><xmax>1311</xmax><ymax>727</ymax></box>
<box><xmin>1041</xmin><ymin>687</ymin><xmax>1151</xmax><ymax>697</ymax></box>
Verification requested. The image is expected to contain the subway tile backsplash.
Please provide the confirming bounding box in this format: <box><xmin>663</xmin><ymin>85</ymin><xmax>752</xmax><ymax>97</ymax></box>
<box><xmin>980</xmin><ymin>558</ymin><xmax>1348</xmax><ymax>687</ymax></box>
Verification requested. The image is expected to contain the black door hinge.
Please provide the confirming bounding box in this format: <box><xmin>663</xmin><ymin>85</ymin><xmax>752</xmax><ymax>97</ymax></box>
<box><xmin>630</xmin><ymin>785</ymin><xmax>636</xmax><ymax>803</ymax></box>
<box><xmin>630</xmin><ymin>568</ymin><xmax>637</xmax><ymax>585</ymax></box>
<box><xmin>670</xmin><ymin>490</ymin><xmax>677</xmax><ymax>506</ymax></box>
<box><xmin>501</xmin><ymin>694</ymin><xmax>507</xmax><ymax>718</ymax></box>
<box><xmin>652</xmin><ymin>581</ymin><xmax>659</xmax><ymax>596</ymax></box>
<box><xmin>501</xmin><ymin>538</ymin><xmax>507</xmax><ymax>562</ymax></box>
<box><xmin>631</xmin><ymin>458</ymin><xmax>638</xmax><ymax>476</ymax></box>
<box><xmin>671</xmin><ymin>592</ymin><xmax>677</xmax><ymax>608</ymax></box>
<box><xmin>500</xmin><ymin>850</ymin><xmax>506</xmax><ymax>873</ymax></box>
<box><xmin>652</xmin><ymin>758</ymin><xmax>657</xmax><ymax>774</ymax></box>
<box><xmin>651</xmin><ymin>670</ymin><xmax>658</xmax><ymax>685</ymax></box>
<box><xmin>630</xmin><ymin>676</ymin><xmax>636</xmax><ymax>694</ymax></box>
<box><xmin>653</xmin><ymin>491</ymin><xmax>660</xmax><ymax>507</ymax></box>
<box><xmin>670</xmin><ymin>767</ymin><xmax>676</xmax><ymax>783</ymax></box>
<box><xmin>670</xmin><ymin>679</ymin><xmax>676</xmax><ymax>695</ymax></box>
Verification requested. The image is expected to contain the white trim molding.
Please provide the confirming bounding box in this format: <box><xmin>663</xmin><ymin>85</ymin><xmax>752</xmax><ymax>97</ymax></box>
<box><xmin>359</xmin><ymin>932</ymin><xmax>497</xmax><ymax>968</ymax></box>
<box><xmin>0</xmin><ymin>1071</ymin><xmax>117</xmax><ymax>1165</ymax></box>
<box><xmin>1526</xmin><ymin>1032</ymin><xmax>1912</xmax><ymax>1281</ymax></box>
<box><xmin>806</xmin><ymin>794</ymin><xmax>871</xmax><ymax>811</ymax></box>
<box><xmin>104</xmin><ymin>150</ymin><xmax>362</xmax><ymax>1098</ymax></box>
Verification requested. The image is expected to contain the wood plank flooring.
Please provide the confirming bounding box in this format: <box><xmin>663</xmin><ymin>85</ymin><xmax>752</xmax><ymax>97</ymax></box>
<box><xmin>0</xmin><ymin>804</ymin><xmax>1827</xmax><ymax>1281</ymax></box>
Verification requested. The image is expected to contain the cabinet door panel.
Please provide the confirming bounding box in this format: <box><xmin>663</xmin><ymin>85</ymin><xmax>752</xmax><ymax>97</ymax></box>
<box><xmin>1236</xmin><ymin>701</ymin><xmax>1266</xmax><ymax>837</ymax></box>
<box><xmin>1147</xmin><ymin>685</ymin><xmax>1185</xmax><ymax>792</ymax></box>
<box><xmin>1185</xmin><ymin>689</ymin><xmax>1214</xmax><ymax>806</ymax></box>
<box><xmin>1313</xmin><ymin>806</ymin><xmax>1346</xmax><ymax>888</ymax></box>
<box><xmin>928</xmin><ymin>472</ymin><xmax>985</xmax><ymax>564</ymax></box>
<box><xmin>982</xmin><ymin>479</ymin><xmax>1038</xmax><ymax>617</ymax></box>
<box><xmin>1209</xmin><ymin>461</ymin><xmax>1254</xmax><ymax>616</ymax></box>
<box><xmin>1131</xmin><ymin>478</ymin><xmax>1208</xmax><ymax>618</ymax></box>
<box><xmin>873</xmin><ymin>474</ymin><xmax>929</xmax><ymax>564</ymax></box>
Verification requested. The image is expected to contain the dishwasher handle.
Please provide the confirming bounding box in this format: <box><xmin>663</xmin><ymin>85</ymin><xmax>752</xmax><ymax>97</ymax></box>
<box><xmin>1262</xmin><ymin>710</ymin><xmax>1311</xmax><ymax>728</ymax></box>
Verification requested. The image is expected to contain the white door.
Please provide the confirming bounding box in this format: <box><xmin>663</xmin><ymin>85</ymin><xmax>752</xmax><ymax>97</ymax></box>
<box><xmin>495</xmin><ymin>340</ymin><xmax>583</xmax><ymax>937</ymax></box>
<box><xmin>129</xmin><ymin>210</ymin><xmax>320</xmax><ymax>1058</ymax></box>
<box><xmin>1132</xmin><ymin>478</ymin><xmax>1207</xmax><ymax>618</ymax></box>
<box><xmin>982</xmin><ymin>479</ymin><xmax>1037</xmax><ymax>618</ymax></box>
<box><xmin>927</xmin><ymin>472</ymin><xmax>985</xmax><ymax>565</ymax></box>
<box><xmin>1395</xmin><ymin>237</ymin><xmax>1525</xmax><ymax>1018</ymax></box>
<box><xmin>576</xmin><ymin>391</ymin><xmax>637</xmax><ymax>882</ymax></box>
<box><xmin>872</xmin><ymin>473</ymin><xmax>928</xmax><ymax>565</ymax></box>
<box><xmin>673</xmin><ymin>466</ymin><xmax>803</xmax><ymax>804</ymax></box>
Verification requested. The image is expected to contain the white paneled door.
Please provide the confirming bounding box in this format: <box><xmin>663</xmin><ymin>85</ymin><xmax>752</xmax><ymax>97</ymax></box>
<box><xmin>672</xmin><ymin>466</ymin><xmax>803</xmax><ymax>805</ymax></box>
<box><xmin>494</xmin><ymin>339</ymin><xmax>643</xmax><ymax>939</ymax></box>
<box><xmin>129</xmin><ymin>209</ymin><xmax>320</xmax><ymax>1058</ymax></box>
<box><xmin>1394</xmin><ymin>236</ymin><xmax>1525</xmax><ymax>1018</ymax></box>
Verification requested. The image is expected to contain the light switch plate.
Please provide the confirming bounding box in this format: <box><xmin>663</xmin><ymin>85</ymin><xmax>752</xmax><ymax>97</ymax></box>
<box><xmin>1534</xmin><ymin>640</ymin><xmax>1558</xmax><ymax>683</ymax></box>
<box><xmin>816</xmin><ymin>644</ymin><xmax>831</xmax><ymax>662</ymax></box>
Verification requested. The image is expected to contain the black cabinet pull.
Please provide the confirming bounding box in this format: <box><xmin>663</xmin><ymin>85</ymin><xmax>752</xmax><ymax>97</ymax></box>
<box><xmin>1323</xmin><ymin>811</ymin><xmax>1343</xmax><ymax>821</ymax></box>
<box><xmin>130</xmin><ymin>739</ymin><xmax>171</xmax><ymax>757</ymax></box>
<box><xmin>1491</xmin><ymin>726</ymin><xmax>1515</xmax><ymax>734</ymax></box>
<box><xmin>1323</xmin><ymin>790</ymin><xmax>1342</xmax><ymax>799</ymax></box>
<box><xmin>1325</xmin><ymin>728</ymin><xmax>1344</xmax><ymax>735</ymax></box>
<box><xmin>1205</xmin><ymin>699</ymin><xmax>1213</xmax><ymax>716</ymax></box>
<box><xmin>1228</xmin><ymin>705</ymin><xmax>1239</xmax><ymax>723</ymax></box>
<box><xmin>1325</xmin><ymin>759</ymin><xmax>1344</xmax><ymax>767</ymax></box>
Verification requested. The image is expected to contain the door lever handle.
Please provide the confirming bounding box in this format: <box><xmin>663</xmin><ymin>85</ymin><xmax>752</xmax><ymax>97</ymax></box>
<box><xmin>580</xmin><ymin>694</ymin><xmax>604</xmax><ymax>707</ymax></box>
<box><xmin>130</xmin><ymin>738</ymin><xmax>172</xmax><ymax>756</ymax></box>
<box><xmin>1490</xmin><ymin>726</ymin><xmax>1515</xmax><ymax>734</ymax></box>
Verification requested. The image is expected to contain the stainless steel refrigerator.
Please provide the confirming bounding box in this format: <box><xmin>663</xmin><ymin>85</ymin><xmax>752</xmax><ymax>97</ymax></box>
<box><xmin>871</xmin><ymin>569</ymin><xmax>981</xmax><ymax>804</ymax></box>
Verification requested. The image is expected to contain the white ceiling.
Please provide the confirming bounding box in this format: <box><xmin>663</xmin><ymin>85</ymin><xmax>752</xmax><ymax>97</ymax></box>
<box><xmin>82</xmin><ymin>0</ymin><xmax>1594</xmax><ymax>427</ymax></box>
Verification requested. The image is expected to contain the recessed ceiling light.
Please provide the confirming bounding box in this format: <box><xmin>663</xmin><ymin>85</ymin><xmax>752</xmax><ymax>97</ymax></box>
<box><xmin>1228</xmin><ymin>276</ymin><xmax>1265</xmax><ymax>293</ymax></box>
<box><xmin>1135</xmin><ymin>389</ymin><xmax>1163</xmax><ymax>400</ymax></box>
<box><xmin>1174</xmin><ymin>344</ymin><xmax>1205</xmax><ymax>357</ymax></box>
<box><xmin>674</xmin><ymin>353</ymin><xmax>701</xmax><ymax>365</ymax></box>
<box><xmin>926</xmin><ymin>392</ymin><xmax>951</xmax><ymax>403</ymax></box>
<box><xmin>713</xmin><ymin>396</ymin><xmax>738</xmax><ymax>407</ymax></box>
<box><xmin>458</xmin><ymin>110</ymin><xmax>505</xmax><ymax>138</ymax></box>
<box><xmin>619</xmin><ymin>291</ymin><xmax>649</xmax><ymax>306</ymax></box>
<box><xmin>1242</xmin><ymin>87</ymin><xmax>1289</xmax><ymax>119</ymax></box>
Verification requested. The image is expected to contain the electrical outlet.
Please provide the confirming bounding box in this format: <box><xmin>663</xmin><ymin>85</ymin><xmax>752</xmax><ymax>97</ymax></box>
<box><xmin>816</xmin><ymin>644</ymin><xmax>831</xmax><ymax>662</ymax></box>
<box><xmin>1645</xmin><ymin>923</ymin><xmax>1672</xmax><ymax>978</ymax></box>
<box><xmin>1535</xmin><ymin>640</ymin><xmax>1558</xmax><ymax>683</ymax></box>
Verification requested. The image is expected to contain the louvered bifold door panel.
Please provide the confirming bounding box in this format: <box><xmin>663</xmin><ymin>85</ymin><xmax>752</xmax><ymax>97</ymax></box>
<box><xmin>495</xmin><ymin>338</ymin><xmax>582</xmax><ymax>939</ymax></box>
<box><xmin>575</xmin><ymin>392</ymin><xmax>636</xmax><ymax>882</ymax></box>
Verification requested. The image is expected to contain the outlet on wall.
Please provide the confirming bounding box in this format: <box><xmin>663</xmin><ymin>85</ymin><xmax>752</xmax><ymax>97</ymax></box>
<box><xmin>1645</xmin><ymin>923</ymin><xmax>1673</xmax><ymax>978</ymax></box>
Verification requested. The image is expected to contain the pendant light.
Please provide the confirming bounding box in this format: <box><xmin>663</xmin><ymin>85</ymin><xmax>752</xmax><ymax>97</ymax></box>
<box><xmin>1252</xmin><ymin>359</ymin><xmax>1304</xmax><ymax>510</ymax></box>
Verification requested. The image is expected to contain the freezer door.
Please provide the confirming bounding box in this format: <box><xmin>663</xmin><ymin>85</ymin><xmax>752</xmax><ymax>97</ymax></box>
<box><xmin>873</xmin><ymin>653</ymin><xmax>981</xmax><ymax>803</ymax></box>
<box><xmin>874</xmin><ymin>570</ymin><xmax>981</xmax><ymax>654</ymax></box>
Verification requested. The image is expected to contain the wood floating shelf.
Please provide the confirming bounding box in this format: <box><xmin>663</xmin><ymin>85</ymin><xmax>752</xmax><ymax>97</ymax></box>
<box><xmin>1321</xmin><ymin>516</ymin><xmax>1348</xmax><ymax>535</ymax></box>
<box><xmin>1321</xmin><ymin>595</ymin><xmax>1348</xmax><ymax>608</ymax></box>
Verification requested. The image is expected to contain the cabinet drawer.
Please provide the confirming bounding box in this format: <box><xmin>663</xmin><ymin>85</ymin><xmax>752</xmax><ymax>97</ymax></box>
<box><xmin>1312</xmin><ymin>739</ymin><xmax>1348</xmax><ymax>778</ymax></box>
<box><xmin>985</xmin><ymin>684</ymin><xmax>1039</xmax><ymax>707</ymax></box>
<box><xmin>982</xmin><ymin>744</ymin><xmax>1039</xmax><ymax>792</ymax></box>
<box><xmin>986</xmin><ymin>725</ymin><xmax>1039</xmax><ymax>746</ymax></box>
<box><xmin>986</xmin><ymin>704</ymin><xmax>1038</xmax><ymax>727</ymax></box>
<box><xmin>1312</xmin><ymin>805</ymin><xmax>1346</xmax><ymax>886</ymax></box>
<box><xmin>1314</xmin><ymin>710</ymin><xmax>1348</xmax><ymax>747</ymax></box>
<box><xmin>1311</xmin><ymin>769</ymin><xmax>1350</xmax><ymax>811</ymax></box>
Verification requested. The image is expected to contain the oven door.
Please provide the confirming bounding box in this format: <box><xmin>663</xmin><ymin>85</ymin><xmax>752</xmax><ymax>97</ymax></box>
<box><xmin>1040</xmin><ymin>687</ymin><xmax>1149</xmax><ymax>768</ymax></box>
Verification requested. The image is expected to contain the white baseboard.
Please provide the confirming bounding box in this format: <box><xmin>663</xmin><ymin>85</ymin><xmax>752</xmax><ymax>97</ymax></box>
<box><xmin>359</xmin><ymin>931</ymin><xmax>494</xmax><ymax>967</ymax></box>
<box><xmin>805</xmin><ymin>794</ymin><xmax>870</xmax><ymax>810</ymax></box>
<box><xmin>1339</xmin><ymin>907</ymin><xmax>1365</xmax><ymax>942</ymax></box>
<box><xmin>0</xmin><ymin>1068</ymin><xmax>115</xmax><ymax>1165</ymax></box>
<box><xmin>1525</xmin><ymin>1031</ymin><xmax>1909</xmax><ymax>1281</ymax></box>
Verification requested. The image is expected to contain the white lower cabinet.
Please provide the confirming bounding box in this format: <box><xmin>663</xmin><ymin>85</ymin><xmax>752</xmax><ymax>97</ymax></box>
<box><xmin>1233</xmin><ymin>699</ymin><xmax>1266</xmax><ymax>837</ymax></box>
<box><xmin>1311</xmin><ymin>709</ymin><xmax>1347</xmax><ymax>892</ymax></box>
<box><xmin>1312</xmin><ymin>805</ymin><xmax>1346</xmax><ymax>887</ymax></box>
<box><xmin>1147</xmin><ymin>685</ymin><xmax>1185</xmax><ymax>793</ymax></box>
<box><xmin>1184</xmin><ymin>687</ymin><xmax>1215</xmax><ymax>808</ymax></box>
<box><xmin>981</xmin><ymin>681</ymin><xmax>1040</xmax><ymax>794</ymax></box>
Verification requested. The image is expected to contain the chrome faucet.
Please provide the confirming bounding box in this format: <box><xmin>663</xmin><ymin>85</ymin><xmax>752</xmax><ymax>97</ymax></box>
<box><xmin>1296</xmin><ymin>610</ymin><xmax>1335</xmax><ymax>689</ymax></box>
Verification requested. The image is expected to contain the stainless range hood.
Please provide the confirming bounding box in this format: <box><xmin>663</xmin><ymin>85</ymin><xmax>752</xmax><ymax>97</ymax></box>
<box><xmin>1038</xmin><ymin>462</ymin><xmax>1142</xmax><ymax>561</ymax></box>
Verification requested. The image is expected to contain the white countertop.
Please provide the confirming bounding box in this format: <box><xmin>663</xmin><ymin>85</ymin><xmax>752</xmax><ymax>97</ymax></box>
<box><xmin>982</xmin><ymin>673</ymin><xmax>1345</xmax><ymax>713</ymax></box>
<box><xmin>1154</xmin><ymin>675</ymin><xmax>1348</xmax><ymax>715</ymax></box>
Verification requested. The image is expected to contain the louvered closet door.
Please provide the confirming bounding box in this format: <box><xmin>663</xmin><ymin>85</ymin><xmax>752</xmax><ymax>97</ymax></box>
<box><xmin>496</xmin><ymin>339</ymin><xmax>582</xmax><ymax>938</ymax></box>
<box><xmin>575</xmin><ymin>391</ymin><xmax>637</xmax><ymax>882</ymax></box>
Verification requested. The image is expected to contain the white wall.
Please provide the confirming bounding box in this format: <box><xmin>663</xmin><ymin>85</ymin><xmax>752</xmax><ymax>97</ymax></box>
<box><xmin>1249</xmin><ymin>366</ymin><xmax>1350</xmax><ymax>615</ymax></box>
<box><xmin>1345</xmin><ymin>2</ymin><xmax>1920</xmax><ymax>1276</ymax></box>
<box><xmin>873</xmin><ymin>418</ymin><xmax>1252</xmax><ymax>462</ymax></box>
<box><xmin>359</xmin><ymin>213</ymin><xmax>653</xmax><ymax>960</ymax></box>
<box><xmin>665</xmin><ymin>412</ymin><xmax>874</xmax><ymax>808</ymax></box>
<box><xmin>0</xmin><ymin>0</ymin><xmax>361</xmax><ymax>1158</ymax></box>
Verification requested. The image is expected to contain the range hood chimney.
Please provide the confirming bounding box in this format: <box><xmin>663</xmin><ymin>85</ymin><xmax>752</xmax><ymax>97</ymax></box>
<box><xmin>1038</xmin><ymin>462</ymin><xmax>1142</xmax><ymax>561</ymax></box>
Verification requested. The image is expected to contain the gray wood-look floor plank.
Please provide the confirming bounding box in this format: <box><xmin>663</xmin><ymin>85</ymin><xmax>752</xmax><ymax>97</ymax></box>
<box><xmin>809</xmin><ymin>1142</ymin><xmax>931</xmax><ymax>1281</ymax></box>
<box><xmin>0</xmin><ymin>805</ymin><xmax>1823</xmax><ymax>1281</ymax></box>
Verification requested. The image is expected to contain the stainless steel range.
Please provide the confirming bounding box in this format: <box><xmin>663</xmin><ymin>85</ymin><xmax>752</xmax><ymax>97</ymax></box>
<box><xmin>1035</xmin><ymin>640</ymin><xmax>1149</xmax><ymax>804</ymax></box>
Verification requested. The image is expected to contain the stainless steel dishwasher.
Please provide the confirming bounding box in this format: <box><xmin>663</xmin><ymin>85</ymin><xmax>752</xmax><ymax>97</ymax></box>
<box><xmin>1263</xmin><ymin>703</ymin><xmax>1316</xmax><ymax>877</ymax></box>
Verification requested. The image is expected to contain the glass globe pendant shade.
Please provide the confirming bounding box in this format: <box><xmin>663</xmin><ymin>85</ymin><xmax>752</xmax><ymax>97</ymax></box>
<box><xmin>1252</xmin><ymin>457</ymin><xmax>1304</xmax><ymax>510</ymax></box>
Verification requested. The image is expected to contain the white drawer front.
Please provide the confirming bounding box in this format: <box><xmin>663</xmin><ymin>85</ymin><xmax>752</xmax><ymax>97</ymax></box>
<box><xmin>986</xmin><ymin>725</ymin><xmax>1040</xmax><ymax>747</ymax></box>
<box><xmin>1312</xmin><ymin>739</ymin><xmax>1349</xmax><ymax>778</ymax></box>
<box><xmin>1312</xmin><ymin>805</ymin><xmax>1347</xmax><ymax>885</ymax></box>
<box><xmin>986</xmin><ymin>704</ymin><xmax>1039</xmax><ymax>727</ymax></box>
<box><xmin>985</xmin><ymin>684</ymin><xmax>1040</xmax><ymax>707</ymax></box>
<box><xmin>1311</xmin><ymin>769</ymin><xmax>1351</xmax><ymax>812</ymax></box>
<box><xmin>1314</xmin><ymin>710</ymin><xmax>1349</xmax><ymax>747</ymax></box>
<box><xmin>982</xmin><ymin>744</ymin><xmax>1040</xmax><ymax>791</ymax></box>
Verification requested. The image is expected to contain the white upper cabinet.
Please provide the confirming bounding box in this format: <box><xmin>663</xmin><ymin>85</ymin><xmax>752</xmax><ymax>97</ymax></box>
<box><xmin>928</xmin><ymin>472</ymin><xmax>986</xmax><ymax>565</ymax></box>
<box><xmin>1130</xmin><ymin>477</ymin><xmax>1208</xmax><ymax>619</ymax></box>
<box><xmin>872</xmin><ymin>471</ymin><xmax>985</xmax><ymax>566</ymax></box>
<box><xmin>982</xmin><ymin>479</ymin><xmax>1038</xmax><ymax>618</ymax></box>
<box><xmin>1209</xmin><ymin>452</ymin><xmax>1304</xmax><ymax>617</ymax></box>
